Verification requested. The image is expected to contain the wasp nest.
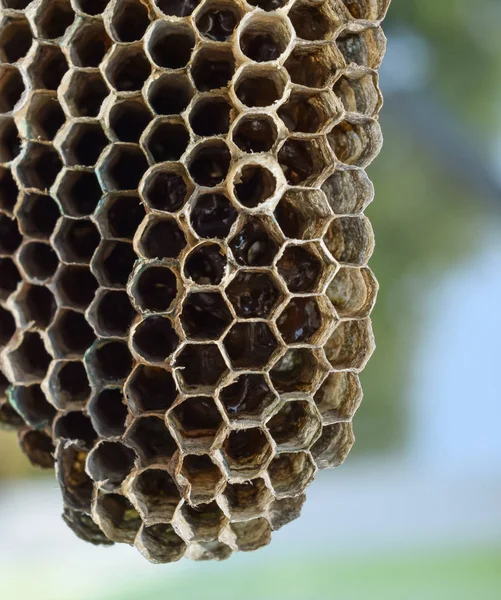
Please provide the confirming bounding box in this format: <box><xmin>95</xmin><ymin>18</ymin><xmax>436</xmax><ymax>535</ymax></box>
<box><xmin>0</xmin><ymin>0</ymin><xmax>388</xmax><ymax>562</ymax></box>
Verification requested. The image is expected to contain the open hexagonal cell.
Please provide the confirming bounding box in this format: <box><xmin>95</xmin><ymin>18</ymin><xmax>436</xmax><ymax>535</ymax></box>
<box><xmin>0</xmin><ymin>117</ymin><xmax>21</xmax><ymax>163</ymax></box>
<box><xmin>147</xmin><ymin>20</ymin><xmax>195</xmax><ymax>70</ymax></box>
<box><xmin>321</xmin><ymin>168</ymin><xmax>373</xmax><ymax>214</ymax></box>
<box><xmin>170</xmin><ymin>395</ymin><xmax>223</xmax><ymax>450</ymax></box>
<box><xmin>268</xmin><ymin>494</ymin><xmax>306</xmax><ymax>531</ymax></box>
<box><xmin>276</xmin><ymin>296</ymin><xmax>325</xmax><ymax>344</ymax></box>
<box><xmin>18</xmin><ymin>429</ymin><xmax>55</xmax><ymax>469</ymax></box>
<box><xmin>0</xmin><ymin>213</ymin><xmax>21</xmax><ymax>254</ymax></box>
<box><xmin>267</xmin><ymin>451</ymin><xmax>315</xmax><ymax>497</ymax></box>
<box><xmin>275</xmin><ymin>189</ymin><xmax>331</xmax><ymax>240</ymax></box>
<box><xmin>324</xmin><ymin>215</ymin><xmax>374</xmax><ymax>265</ymax></box>
<box><xmin>246</xmin><ymin>0</ymin><xmax>287</xmax><ymax>10</ymax></box>
<box><xmin>48</xmin><ymin>309</ymin><xmax>95</xmax><ymax>358</ymax></box>
<box><xmin>314</xmin><ymin>371</ymin><xmax>362</xmax><ymax>424</ymax></box>
<box><xmin>180</xmin><ymin>501</ymin><xmax>226</xmax><ymax>542</ymax></box>
<box><xmin>188</xmin><ymin>140</ymin><xmax>231</xmax><ymax>187</ymax></box>
<box><xmin>26</xmin><ymin>43</ymin><xmax>68</xmax><ymax>91</ymax></box>
<box><xmin>147</xmin><ymin>73</ymin><xmax>194</xmax><ymax>116</ymax></box>
<box><xmin>334</xmin><ymin>70</ymin><xmax>381</xmax><ymax>117</ymax></box>
<box><xmin>17</xmin><ymin>193</ymin><xmax>59</xmax><ymax>239</ymax></box>
<box><xmin>229</xmin><ymin>217</ymin><xmax>280</xmax><ymax>267</ymax></box>
<box><xmin>95</xmin><ymin>240</ymin><xmax>137</xmax><ymax>287</ymax></box>
<box><xmin>126</xmin><ymin>415</ymin><xmax>177</xmax><ymax>465</ymax></box>
<box><xmin>53</xmin><ymin>218</ymin><xmax>100</xmax><ymax>263</ymax></box>
<box><xmin>108</xmin><ymin>97</ymin><xmax>151</xmax><ymax>144</ymax></box>
<box><xmin>175</xmin><ymin>343</ymin><xmax>228</xmax><ymax>389</ymax></box>
<box><xmin>270</xmin><ymin>348</ymin><xmax>326</xmax><ymax>395</ymax></box>
<box><xmin>56</xmin><ymin>169</ymin><xmax>102</xmax><ymax>217</ymax></box>
<box><xmin>233</xmin><ymin>164</ymin><xmax>276</xmax><ymax>209</ymax></box>
<box><xmin>87</xmin><ymin>339</ymin><xmax>133</xmax><ymax>383</ymax></box>
<box><xmin>56</xmin><ymin>265</ymin><xmax>98</xmax><ymax>309</ymax></box>
<box><xmin>289</xmin><ymin>0</ymin><xmax>337</xmax><ymax>41</ymax></box>
<box><xmin>0</xmin><ymin>65</ymin><xmax>24</xmax><ymax>113</ymax></box>
<box><xmin>110</xmin><ymin>0</ymin><xmax>150</xmax><ymax>43</ymax></box>
<box><xmin>278</xmin><ymin>243</ymin><xmax>327</xmax><ymax>293</ymax></box>
<box><xmin>128</xmin><ymin>467</ymin><xmax>181</xmax><ymax>522</ymax></box>
<box><xmin>225</xmin><ymin>518</ymin><xmax>271</xmax><ymax>552</ymax></box>
<box><xmin>132</xmin><ymin>315</ymin><xmax>179</xmax><ymax>363</ymax></box>
<box><xmin>0</xmin><ymin>306</ymin><xmax>15</xmax><ymax>347</ymax></box>
<box><xmin>34</xmin><ymin>0</ymin><xmax>74</xmax><ymax>39</ymax></box>
<box><xmin>324</xmin><ymin>317</ymin><xmax>374</xmax><ymax>370</ymax></box>
<box><xmin>58</xmin><ymin>121</ymin><xmax>108</xmax><ymax>167</ymax></box>
<box><xmin>131</xmin><ymin>263</ymin><xmax>178</xmax><ymax>313</ymax></box>
<box><xmin>126</xmin><ymin>365</ymin><xmax>178</xmax><ymax>415</ymax></box>
<box><xmin>62</xmin><ymin>506</ymin><xmax>111</xmax><ymax>545</ymax></box>
<box><xmin>0</xmin><ymin>257</ymin><xmax>20</xmax><ymax>300</ymax></box>
<box><xmin>46</xmin><ymin>360</ymin><xmax>91</xmax><ymax>410</ymax></box>
<box><xmin>68</xmin><ymin>19</ymin><xmax>111</xmax><ymax>68</ymax></box>
<box><xmin>278</xmin><ymin>90</ymin><xmax>338</xmax><ymax>134</ymax></box>
<box><xmin>63</xmin><ymin>70</ymin><xmax>109</xmax><ymax>117</ymax></box>
<box><xmin>184</xmin><ymin>242</ymin><xmax>227</xmax><ymax>286</ymax></box>
<box><xmin>328</xmin><ymin>118</ymin><xmax>382</xmax><ymax>167</ymax></box>
<box><xmin>232</xmin><ymin>113</ymin><xmax>277</xmax><ymax>154</ymax></box>
<box><xmin>311</xmin><ymin>421</ymin><xmax>354</xmax><ymax>469</ymax></box>
<box><xmin>143</xmin><ymin>119</ymin><xmax>190</xmax><ymax>163</ymax></box>
<box><xmin>56</xmin><ymin>443</ymin><xmax>93</xmax><ymax>512</ymax></box>
<box><xmin>222</xmin><ymin>428</ymin><xmax>272</xmax><ymax>479</ymax></box>
<box><xmin>0</xmin><ymin>167</ymin><xmax>18</xmax><ymax>213</ymax></box>
<box><xmin>100</xmin><ymin>145</ymin><xmax>148</xmax><ymax>192</ymax></box>
<box><xmin>18</xmin><ymin>241</ymin><xmax>58</xmax><ymax>282</ymax></box>
<box><xmin>89</xmin><ymin>387</ymin><xmax>128</xmax><ymax>438</ymax></box>
<box><xmin>54</xmin><ymin>411</ymin><xmax>98</xmax><ymax>447</ymax></box>
<box><xmin>336</xmin><ymin>26</ymin><xmax>386</xmax><ymax>69</ymax></box>
<box><xmin>9</xmin><ymin>384</ymin><xmax>56</xmax><ymax>429</ymax></box>
<box><xmin>222</xmin><ymin>477</ymin><xmax>272</xmax><ymax>520</ymax></box>
<box><xmin>74</xmin><ymin>0</ymin><xmax>110</xmax><ymax>15</ymax></box>
<box><xmin>142</xmin><ymin>166</ymin><xmax>191</xmax><ymax>214</ymax></box>
<box><xmin>137</xmin><ymin>522</ymin><xmax>186</xmax><ymax>563</ymax></box>
<box><xmin>239</xmin><ymin>12</ymin><xmax>291</xmax><ymax>63</ymax></box>
<box><xmin>87</xmin><ymin>440</ymin><xmax>136</xmax><ymax>491</ymax></box>
<box><xmin>190</xmin><ymin>192</ymin><xmax>237</xmax><ymax>239</ymax></box>
<box><xmin>224</xmin><ymin>322</ymin><xmax>278</xmax><ymax>370</ymax></box>
<box><xmin>278</xmin><ymin>137</ymin><xmax>331</xmax><ymax>186</ymax></box>
<box><xmin>180</xmin><ymin>454</ymin><xmax>224</xmax><ymax>504</ymax></box>
<box><xmin>101</xmin><ymin>194</ymin><xmax>145</xmax><ymax>239</ymax></box>
<box><xmin>93</xmin><ymin>492</ymin><xmax>142</xmax><ymax>544</ymax></box>
<box><xmin>91</xmin><ymin>289</ymin><xmax>136</xmax><ymax>337</ymax></box>
<box><xmin>191</xmin><ymin>46</ymin><xmax>235</xmax><ymax>92</ymax></box>
<box><xmin>187</xmin><ymin>540</ymin><xmax>232</xmax><ymax>561</ymax></box>
<box><xmin>181</xmin><ymin>292</ymin><xmax>232</xmax><ymax>340</ymax></box>
<box><xmin>226</xmin><ymin>270</ymin><xmax>281</xmax><ymax>319</ymax></box>
<box><xmin>0</xmin><ymin>16</ymin><xmax>32</xmax><ymax>63</ymax></box>
<box><xmin>17</xmin><ymin>142</ymin><xmax>62</xmax><ymax>191</ymax></box>
<box><xmin>16</xmin><ymin>284</ymin><xmax>56</xmax><ymax>329</ymax></box>
<box><xmin>137</xmin><ymin>215</ymin><xmax>186</xmax><ymax>260</ymax></box>
<box><xmin>195</xmin><ymin>0</ymin><xmax>242</xmax><ymax>41</ymax></box>
<box><xmin>8</xmin><ymin>331</ymin><xmax>51</xmax><ymax>383</ymax></box>
<box><xmin>267</xmin><ymin>399</ymin><xmax>321</xmax><ymax>451</ymax></box>
<box><xmin>189</xmin><ymin>95</ymin><xmax>232</xmax><ymax>137</ymax></box>
<box><xmin>234</xmin><ymin>65</ymin><xmax>287</xmax><ymax>108</ymax></box>
<box><xmin>105</xmin><ymin>45</ymin><xmax>151</xmax><ymax>93</ymax></box>
<box><xmin>285</xmin><ymin>44</ymin><xmax>341</xmax><ymax>88</ymax></box>
<box><xmin>327</xmin><ymin>266</ymin><xmax>377</xmax><ymax>318</ymax></box>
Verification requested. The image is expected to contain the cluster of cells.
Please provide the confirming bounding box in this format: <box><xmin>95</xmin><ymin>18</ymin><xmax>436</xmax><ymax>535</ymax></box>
<box><xmin>0</xmin><ymin>0</ymin><xmax>388</xmax><ymax>562</ymax></box>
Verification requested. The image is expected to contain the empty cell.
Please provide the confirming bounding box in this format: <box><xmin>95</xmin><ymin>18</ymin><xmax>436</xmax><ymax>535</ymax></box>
<box><xmin>69</xmin><ymin>19</ymin><xmax>111</xmax><ymax>68</ymax></box>
<box><xmin>229</xmin><ymin>219</ymin><xmax>279</xmax><ymax>267</ymax></box>
<box><xmin>219</xmin><ymin>374</ymin><xmax>276</xmax><ymax>423</ymax></box>
<box><xmin>0</xmin><ymin>213</ymin><xmax>22</xmax><ymax>254</ymax></box>
<box><xmin>128</xmin><ymin>468</ymin><xmax>181</xmax><ymax>521</ymax></box>
<box><xmin>0</xmin><ymin>65</ymin><xmax>24</xmax><ymax>112</ymax></box>
<box><xmin>235</xmin><ymin>67</ymin><xmax>287</xmax><ymax>108</ymax></box>
<box><xmin>232</xmin><ymin>114</ymin><xmax>277</xmax><ymax>153</ymax></box>
<box><xmin>18</xmin><ymin>241</ymin><xmax>58</xmax><ymax>281</ymax></box>
<box><xmin>111</xmin><ymin>0</ymin><xmax>150</xmax><ymax>43</ymax></box>
<box><xmin>87</xmin><ymin>441</ymin><xmax>136</xmax><ymax>491</ymax></box>
<box><xmin>10</xmin><ymin>384</ymin><xmax>56</xmax><ymax>429</ymax></box>
<box><xmin>0</xmin><ymin>117</ymin><xmax>21</xmax><ymax>162</ymax></box>
<box><xmin>132</xmin><ymin>315</ymin><xmax>179</xmax><ymax>362</ymax></box>
<box><xmin>171</xmin><ymin>396</ymin><xmax>223</xmax><ymax>444</ymax></box>
<box><xmin>36</xmin><ymin>0</ymin><xmax>74</xmax><ymax>40</ymax></box>
<box><xmin>336</xmin><ymin>27</ymin><xmax>386</xmax><ymax>69</ymax></box>
<box><xmin>0</xmin><ymin>306</ymin><xmax>15</xmax><ymax>347</ymax></box>
<box><xmin>285</xmin><ymin>45</ymin><xmax>339</xmax><ymax>88</ymax></box>
<box><xmin>278</xmin><ymin>90</ymin><xmax>336</xmax><ymax>134</ymax></box>
<box><xmin>17</xmin><ymin>193</ymin><xmax>59</xmax><ymax>239</ymax></box>
<box><xmin>190</xmin><ymin>193</ymin><xmax>237</xmax><ymax>238</ymax></box>
<box><xmin>88</xmin><ymin>339</ymin><xmax>133</xmax><ymax>382</ymax></box>
<box><xmin>126</xmin><ymin>416</ymin><xmax>177</xmax><ymax>464</ymax></box>
<box><xmin>144</xmin><ymin>120</ymin><xmax>190</xmax><ymax>162</ymax></box>
<box><xmin>101</xmin><ymin>145</ymin><xmax>148</xmax><ymax>191</ymax></box>
<box><xmin>195</xmin><ymin>0</ymin><xmax>241</xmax><ymax>41</ymax></box>
<box><xmin>191</xmin><ymin>46</ymin><xmax>235</xmax><ymax>92</ymax></box>
<box><xmin>226</xmin><ymin>271</ymin><xmax>281</xmax><ymax>319</ymax></box>
<box><xmin>17</xmin><ymin>143</ymin><xmax>62</xmax><ymax>191</ymax></box>
<box><xmin>147</xmin><ymin>73</ymin><xmax>194</xmax><ymax>116</ymax></box>
<box><xmin>223</xmin><ymin>478</ymin><xmax>271</xmax><ymax>520</ymax></box>
<box><xmin>49</xmin><ymin>360</ymin><xmax>91</xmax><ymax>409</ymax></box>
<box><xmin>175</xmin><ymin>343</ymin><xmax>228</xmax><ymax>388</ymax></box>
<box><xmin>98</xmin><ymin>240</ymin><xmax>137</xmax><ymax>287</ymax></box>
<box><xmin>133</xmin><ymin>264</ymin><xmax>178</xmax><ymax>312</ymax></box>
<box><xmin>8</xmin><ymin>331</ymin><xmax>51</xmax><ymax>381</ymax></box>
<box><xmin>324</xmin><ymin>216</ymin><xmax>374</xmax><ymax>265</ymax></box>
<box><xmin>90</xmin><ymin>388</ymin><xmax>128</xmax><ymax>438</ymax></box>
<box><xmin>277</xmin><ymin>297</ymin><xmax>322</xmax><ymax>343</ymax></box>
<box><xmin>57</xmin><ymin>265</ymin><xmax>98</xmax><ymax>309</ymax></box>
<box><xmin>268</xmin><ymin>494</ymin><xmax>306</xmax><ymax>531</ymax></box>
<box><xmin>189</xmin><ymin>96</ymin><xmax>232</xmax><ymax>137</ymax></box>
<box><xmin>126</xmin><ymin>364</ymin><xmax>178</xmax><ymax>414</ymax></box>
<box><xmin>19</xmin><ymin>429</ymin><xmax>55</xmax><ymax>469</ymax></box>
<box><xmin>324</xmin><ymin>318</ymin><xmax>374</xmax><ymax>370</ymax></box>
<box><xmin>0</xmin><ymin>17</ymin><xmax>32</xmax><ymax>63</ymax></box>
<box><xmin>188</xmin><ymin>141</ymin><xmax>231</xmax><ymax>187</ymax></box>
<box><xmin>0</xmin><ymin>256</ymin><xmax>20</xmax><ymax>299</ymax></box>
<box><xmin>143</xmin><ymin>168</ymin><xmax>190</xmax><ymax>213</ymax></box>
<box><xmin>138</xmin><ymin>522</ymin><xmax>186</xmax><ymax>563</ymax></box>
<box><xmin>278</xmin><ymin>138</ymin><xmax>331</xmax><ymax>186</ymax></box>
<box><xmin>314</xmin><ymin>371</ymin><xmax>362</xmax><ymax>424</ymax></box>
<box><xmin>233</xmin><ymin>164</ymin><xmax>276</xmax><ymax>208</ymax></box>
<box><xmin>310</xmin><ymin>421</ymin><xmax>354</xmax><ymax>469</ymax></box>
<box><xmin>139</xmin><ymin>217</ymin><xmax>187</xmax><ymax>259</ymax></box>
<box><xmin>321</xmin><ymin>168</ymin><xmax>373</xmax><ymax>214</ymax></box>
<box><xmin>54</xmin><ymin>218</ymin><xmax>100</xmax><ymax>263</ymax></box>
<box><xmin>274</xmin><ymin>188</ymin><xmax>331</xmax><ymax>240</ymax></box>
<box><xmin>270</xmin><ymin>347</ymin><xmax>324</xmax><ymax>394</ymax></box>
<box><xmin>54</xmin><ymin>411</ymin><xmax>98</xmax><ymax>447</ymax></box>
<box><xmin>104</xmin><ymin>194</ymin><xmax>145</xmax><ymax>239</ymax></box>
<box><xmin>106</xmin><ymin>45</ymin><xmax>151</xmax><ymax>92</ymax></box>
<box><xmin>224</xmin><ymin>322</ymin><xmax>278</xmax><ymax>369</ymax></box>
<box><xmin>181</xmin><ymin>292</ymin><xmax>232</xmax><ymax>340</ymax></box>
<box><xmin>155</xmin><ymin>0</ymin><xmax>200</xmax><ymax>17</ymax></box>
<box><xmin>222</xmin><ymin>428</ymin><xmax>272</xmax><ymax>478</ymax></box>
<box><xmin>239</xmin><ymin>14</ymin><xmax>291</xmax><ymax>62</ymax></box>
<box><xmin>334</xmin><ymin>70</ymin><xmax>381</xmax><ymax>117</ymax></box>
<box><xmin>109</xmin><ymin>98</ymin><xmax>152</xmax><ymax>143</ymax></box>
<box><xmin>0</xmin><ymin>167</ymin><xmax>18</xmax><ymax>212</ymax></box>
<box><xmin>64</xmin><ymin>70</ymin><xmax>109</xmax><ymax>117</ymax></box>
<box><xmin>59</xmin><ymin>121</ymin><xmax>108</xmax><ymax>167</ymax></box>
<box><xmin>184</xmin><ymin>243</ymin><xmax>227</xmax><ymax>285</ymax></box>
<box><xmin>277</xmin><ymin>245</ymin><xmax>322</xmax><ymax>293</ymax></box>
<box><xmin>181</xmin><ymin>454</ymin><xmax>224</xmax><ymax>504</ymax></box>
<box><xmin>327</xmin><ymin>266</ymin><xmax>377</xmax><ymax>318</ymax></box>
<box><xmin>227</xmin><ymin>518</ymin><xmax>271</xmax><ymax>552</ymax></box>
<box><xmin>17</xmin><ymin>284</ymin><xmax>56</xmax><ymax>329</ymax></box>
<box><xmin>56</xmin><ymin>170</ymin><xmax>102</xmax><ymax>217</ymax></box>
<box><xmin>94</xmin><ymin>492</ymin><xmax>141</xmax><ymax>545</ymax></box>
<box><xmin>267</xmin><ymin>399</ymin><xmax>320</xmax><ymax>450</ymax></box>
<box><xmin>27</xmin><ymin>44</ymin><xmax>68</xmax><ymax>91</ymax></box>
<box><xmin>288</xmin><ymin>1</ymin><xmax>335</xmax><ymax>41</ymax></box>
<box><xmin>50</xmin><ymin>310</ymin><xmax>95</xmax><ymax>357</ymax></box>
<box><xmin>181</xmin><ymin>501</ymin><xmax>226</xmax><ymax>541</ymax></box>
<box><xmin>267</xmin><ymin>451</ymin><xmax>315</xmax><ymax>497</ymax></box>
<box><xmin>148</xmin><ymin>21</ymin><xmax>195</xmax><ymax>69</ymax></box>
<box><xmin>328</xmin><ymin>119</ymin><xmax>382</xmax><ymax>167</ymax></box>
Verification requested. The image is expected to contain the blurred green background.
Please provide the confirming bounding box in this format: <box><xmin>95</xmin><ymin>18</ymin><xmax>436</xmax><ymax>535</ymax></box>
<box><xmin>1</xmin><ymin>0</ymin><xmax>500</xmax><ymax>598</ymax></box>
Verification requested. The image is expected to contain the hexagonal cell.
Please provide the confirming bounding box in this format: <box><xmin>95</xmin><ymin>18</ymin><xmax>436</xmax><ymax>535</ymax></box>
<box><xmin>175</xmin><ymin>343</ymin><xmax>228</xmax><ymax>389</ymax></box>
<box><xmin>108</xmin><ymin>97</ymin><xmax>152</xmax><ymax>144</ymax></box>
<box><xmin>147</xmin><ymin>73</ymin><xmax>194</xmax><ymax>116</ymax></box>
<box><xmin>99</xmin><ymin>144</ymin><xmax>148</xmax><ymax>191</ymax></box>
<box><xmin>224</xmin><ymin>517</ymin><xmax>272</xmax><ymax>552</ymax></box>
<box><xmin>336</xmin><ymin>26</ymin><xmax>386</xmax><ymax>69</ymax></box>
<box><xmin>278</xmin><ymin>137</ymin><xmax>332</xmax><ymax>186</ymax></box>
<box><xmin>268</xmin><ymin>494</ymin><xmax>306</xmax><ymax>531</ymax></box>
<box><xmin>190</xmin><ymin>192</ymin><xmax>237</xmax><ymax>239</ymax></box>
<box><xmin>141</xmin><ymin>166</ymin><xmax>190</xmax><ymax>214</ymax></box>
<box><xmin>0</xmin><ymin>116</ymin><xmax>21</xmax><ymax>163</ymax></box>
<box><xmin>226</xmin><ymin>271</ymin><xmax>282</xmax><ymax>320</ymax></box>
<box><xmin>90</xmin><ymin>289</ymin><xmax>136</xmax><ymax>338</ymax></box>
<box><xmin>136</xmin><ymin>215</ymin><xmax>186</xmax><ymax>260</ymax></box>
<box><xmin>16</xmin><ymin>284</ymin><xmax>56</xmax><ymax>329</ymax></box>
<box><xmin>233</xmin><ymin>163</ymin><xmax>277</xmax><ymax>209</ymax></box>
<box><xmin>16</xmin><ymin>142</ymin><xmax>62</xmax><ymax>191</ymax></box>
<box><xmin>48</xmin><ymin>309</ymin><xmax>95</xmax><ymax>358</ymax></box>
<box><xmin>0</xmin><ymin>65</ymin><xmax>24</xmax><ymax>113</ymax></box>
<box><xmin>188</xmin><ymin>140</ymin><xmax>231</xmax><ymax>187</ymax></box>
<box><xmin>57</xmin><ymin>120</ymin><xmax>108</xmax><ymax>167</ymax></box>
<box><xmin>86</xmin><ymin>339</ymin><xmax>133</xmax><ymax>383</ymax></box>
<box><xmin>130</xmin><ymin>262</ymin><xmax>178</xmax><ymax>313</ymax></box>
<box><xmin>270</xmin><ymin>348</ymin><xmax>326</xmax><ymax>395</ymax></box>
<box><xmin>54</xmin><ymin>411</ymin><xmax>98</xmax><ymax>447</ymax></box>
<box><xmin>8</xmin><ymin>384</ymin><xmax>56</xmax><ymax>429</ymax></box>
<box><xmin>194</xmin><ymin>0</ymin><xmax>242</xmax><ymax>41</ymax></box>
<box><xmin>232</xmin><ymin>113</ymin><xmax>277</xmax><ymax>154</ymax></box>
<box><xmin>311</xmin><ymin>421</ymin><xmax>354</xmax><ymax>469</ymax></box>
<box><xmin>179</xmin><ymin>454</ymin><xmax>225</xmax><ymax>504</ymax></box>
<box><xmin>93</xmin><ymin>492</ymin><xmax>142</xmax><ymax>545</ymax></box>
<box><xmin>191</xmin><ymin>46</ymin><xmax>235</xmax><ymax>92</ymax></box>
<box><xmin>0</xmin><ymin>257</ymin><xmax>20</xmax><ymax>300</ymax></box>
<box><xmin>53</xmin><ymin>218</ymin><xmax>100</xmax><ymax>264</ymax></box>
<box><xmin>125</xmin><ymin>415</ymin><xmax>177</xmax><ymax>465</ymax></box>
<box><xmin>87</xmin><ymin>440</ymin><xmax>136</xmax><ymax>491</ymax></box>
<box><xmin>131</xmin><ymin>315</ymin><xmax>179</xmax><ymax>363</ymax></box>
<box><xmin>327</xmin><ymin>266</ymin><xmax>377</xmax><ymax>318</ymax></box>
<box><xmin>0</xmin><ymin>212</ymin><xmax>22</xmax><ymax>254</ymax></box>
<box><xmin>314</xmin><ymin>371</ymin><xmax>362</xmax><ymax>424</ymax></box>
<box><xmin>62</xmin><ymin>70</ymin><xmax>109</xmax><ymax>117</ymax></box>
<box><xmin>266</xmin><ymin>399</ymin><xmax>321</xmax><ymax>451</ymax></box>
<box><xmin>278</xmin><ymin>90</ymin><xmax>339</xmax><ymax>134</ymax></box>
<box><xmin>0</xmin><ymin>16</ymin><xmax>32</xmax><ymax>63</ymax></box>
<box><xmin>55</xmin><ymin>169</ymin><xmax>102</xmax><ymax>217</ymax></box>
<box><xmin>56</xmin><ymin>442</ymin><xmax>93</xmax><ymax>512</ymax></box>
<box><xmin>285</xmin><ymin>44</ymin><xmax>341</xmax><ymax>88</ymax></box>
<box><xmin>55</xmin><ymin>265</ymin><xmax>98</xmax><ymax>310</ymax></box>
<box><xmin>0</xmin><ymin>167</ymin><xmax>18</xmax><ymax>213</ymax></box>
<box><xmin>147</xmin><ymin>20</ymin><xmax>195</xmax><ymax>70</ymax></box>
<box><xmin>334</xmin><ymin>69</ymin><xmax>381</xmax><ymax>117</ymax></box>
<box><xmin>184</xmin><ymin>242</ymin><xmax>227</xmax><ymax>286</ymax></box>
<box><xmin>126</xmin><ymin>364</ymin><xmax>178</xmax><ymax>415</ymax></box>
<box><xmin>276</xmin><ymin>296</ymin><xmax>324</xmax><ymax>343</ymax></box>
<box><xmin>94</xmin><ymin>240</ymin><xmax>137</xmax><ymax>287</ymax></box>
<box><xmin>7</xmin><ymin>331</ymin><xmax>51</xmax><ymax>384</ymax></box>
<box><xmin>277</xmin><ymin>245</ymin><xmax>323</xmax><ymax>294</ymax></box>
<box><xmin>221</xmin><ymin>428</ymin><xmax>272</xmax><ymax>479</ymax></box>
<box><xmin>33</xmin><ymin>0</ymin><xmax>74</xmax><ymax>39</ymax></box>
<box><xmin>143</xmin><ymin>119</ymin><xmax>190</xmax><ymax>163</ymax></box>
<box><xmin>267</xmin><ymin>451</ymin><xmax>315</xmax><ymax>497</ymax></box>
<box><xmin>289</xmin><ymin>0</ymin><xmax>338</xmax><ymax>41</ymax></box>
<box><xmin>127</xmin><ymin>467</ymin><xmax>181</xmax><ymax>522</ymax></box>
<box><xmin>137</xmin><ymin>522</ymin><xmax>186</xmax><ymax>564</ymax></box>
<box><xmin>221</xmin><ymin>478</ymin><xmax>272</xmax><ymax>521</ymax></box>
<box><xmin>110</xmin><ymin>0</ymin><xmax>151</xmax><ymax>43</ymax></box>
<box><xmin>68</xmin><ymin>18</ymin><xmax>111</xmax><ymax>68</ymax></box>
<box><xmin>180</xmin><ymin>501</ymin><xmax>226</xmax><ymax>542</ymax></box>
<box><xmin>181</xmin><ymin>292</ymin><xmax>232</xmax><ymax>340</ymax></box>
<box><xmin>74</xmin><ymin>0</ymin><xmax>110</xmax><ymax>15</ymax></box>
<box><xmin>45</xmin><ymin>359</ymin><xmax>91</xmax><ymax>410</ymax></box>
<box><xmin>234</xmin><ymin>65</ymin><xmax>287</xmax><ymax>108</ymax></box>
<box><xmin>89</xmin><ymin>387</ymin><xmax>128</xmax><ymax>438</ymax></box>
<box><xmin>324</xmin><ymin>215</ymin><xmax>374</xmax><ymax>265</ymax></box>
<box><xmin>104</xmin><ymin>44</ymin><xmax>151</xmax><ymax>93</ymax></box>
<box><xmin>170</xmin><ymin>395</ymin><xmax>223</xmax><ymax>451</ymax></box>
<box><xmin>246</xmin><ymin>0</ymin><xmax>287</xmax><ymax>10</ymax></box>
<box><xmin>26</xmin><ymin>43</ymin><xmax>68</xmax><ymax>91</ymax></box>
<box><xmin>18</xmin><ymin>241</ymin><xmax>58</xmax><ymax>282</ymax></box>
<box><xmin>18</xmin><ymin>429</ymin><xmax>55</xmax><ymax>469</ymax></box>
<box><xmin>324</xmin><ymin>317</ymin><xmax>374</xmax><ymax>370</ymax></box>
<box><xmin>321</xmin><ymin>167</ymin><xmax>373</xmax><ymax>214</ymax></box>
<box><xmin>229</xmin><ymin>217</ymin><xmax>280</xmax><ymax>267</ymax></box>
<box><xmin>62</xmin><ymin>507</ymin><xmax>111</xmax><ymax>545</ymax></box>
<box><xmin>99</xmin><ymin>193</ymin><xmax>145</xmax><ymax>240</ymax></box>
<box><xmin>239</xmin><ymin>12</ymin><xmax>291</xmax><ymax>63</ymax></box>
<box><xmin>189</xmin><ymin>95</ymin><xmax>232</xmax><ymax>137</ymax></box>
<box><xmin>224</xmin><ymin>322</ymin><xmax>278</xmax><ymax>370</ymax></box>
<box><xmin>16</xmin><ymin>193</ymin><xmax>60</xmax><ymax>240</ymax></box>
<box><xmin>338</xmin><ymin>0</ymin><xmax>390</xmax><ymax>19</ymax></box>
<box><xmin>274</xmin><ymin>189</ymin><xmax>331</xmax><ymax>241</ymax></box>
<box><xmin>0</xmin><ymin>305</ymin><xmax>15</xmax><ymax>348</ymax></box>
<box><xmin>328</xmin><ymin>118</ymin><xmax>382</xmax><ymax>167</ymax></box>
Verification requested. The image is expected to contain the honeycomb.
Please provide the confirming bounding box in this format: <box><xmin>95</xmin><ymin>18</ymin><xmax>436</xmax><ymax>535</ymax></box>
<box><xmin>0</xmin><ymin>0</ymin><xmax>388</xmax><ymax>562</ymax></box>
